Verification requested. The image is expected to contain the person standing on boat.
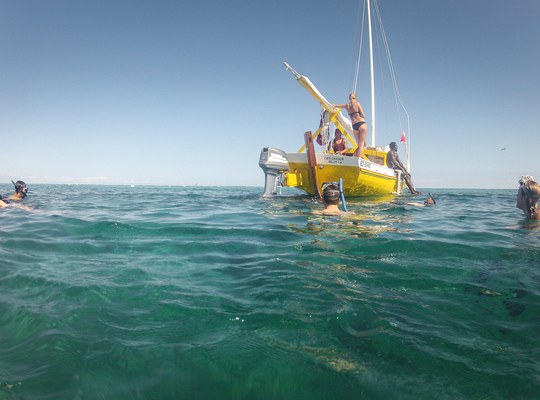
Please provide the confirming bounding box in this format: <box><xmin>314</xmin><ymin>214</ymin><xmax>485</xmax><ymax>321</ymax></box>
<box><xmin>386</xmin><ymin>142</ymin><xmax>420</xmax><ymax>195</ymax></box>
<box><xmin>516</xmin><ymin>177</ymin><xmax>540</xmax><ymax>220</ymax></box>
<box><xmin>332</xmin><ymin>129</ymin><xmax>348</xmax><ymax>155</ymax></box>
<box><xmin>333</xmin><ymin>93</ymin><xmax>367</xmax><ymax>158</ymax></box>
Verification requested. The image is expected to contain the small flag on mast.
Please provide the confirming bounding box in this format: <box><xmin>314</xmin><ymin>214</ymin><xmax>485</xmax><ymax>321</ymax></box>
<box><xmin>400</xmin><ymin>131</ymin><xmax>407</xmax><ymax>143</ymax></box>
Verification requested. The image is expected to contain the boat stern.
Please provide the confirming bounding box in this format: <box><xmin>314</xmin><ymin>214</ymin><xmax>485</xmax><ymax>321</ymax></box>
<box><xmin>258</xmin><ymin>147</ymin><xmax>290</xmax><ymax>196</ymax></box>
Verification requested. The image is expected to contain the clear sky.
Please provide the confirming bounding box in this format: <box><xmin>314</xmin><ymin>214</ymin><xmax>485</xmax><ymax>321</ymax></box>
<box><xmin>1</xmin><ymin>0</ymin><xmax>539</xmax><ymax>189</ymax></box>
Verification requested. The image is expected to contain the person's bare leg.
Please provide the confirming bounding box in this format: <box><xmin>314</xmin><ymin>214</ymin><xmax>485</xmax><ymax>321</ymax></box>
<box><xmin>356</xmin><ymin>125</ymin><xmax>367</xmax><ymax>158</ymax></box>
<box><xmin>404</xmin><ymin>174</ymin><xmax>420</xmax><ymax>194</ymax></box>
<box><xmin>353</xmin><ymin>130</ymin><xmax>361</xmax><ymax>157</ymax></box>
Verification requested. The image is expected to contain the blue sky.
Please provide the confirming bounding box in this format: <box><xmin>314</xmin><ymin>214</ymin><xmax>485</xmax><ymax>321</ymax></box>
<box><xmin>1</xmin><ymin>0</ymin><xmax>538</xmax><ymax>189</ymax></box>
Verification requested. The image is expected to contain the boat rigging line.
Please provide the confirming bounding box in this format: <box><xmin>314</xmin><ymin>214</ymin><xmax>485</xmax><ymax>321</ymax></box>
<box><xmin>352</xmin><ymin>0</ymin><xmax>411</xmax><ymax>171</ymax></box>
<box><xmin>372</xmin><ymin>0</ymin><xmax>411</xmax><ymax>170</ymax></box>
<box><xmin>352</xmin><ymin>1</ymin><xmax>366</xmax><ymax>95</ymax></box>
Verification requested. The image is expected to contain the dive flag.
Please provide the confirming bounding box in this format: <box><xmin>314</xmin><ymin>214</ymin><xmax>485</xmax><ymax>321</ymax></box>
<box><xmin>400</xmin><ymin>131</ymin><xmax>407</xmax><ymax>143</ymax></box>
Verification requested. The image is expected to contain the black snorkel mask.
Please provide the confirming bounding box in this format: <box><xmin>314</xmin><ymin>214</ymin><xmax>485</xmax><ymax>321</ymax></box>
<box><xmin>425</xmin><ymin>193</ymin><xmax>436</xmax><ymax>205</ymax></box>
<box><xmin>519</xmin><ymin>178</ymin><xmax>539</xmax><ymax>203</ymax></box>
<box><xmin>321</xmin><ymin>182</ymin><xmax>341</xmax><ymax>202</ymax></box>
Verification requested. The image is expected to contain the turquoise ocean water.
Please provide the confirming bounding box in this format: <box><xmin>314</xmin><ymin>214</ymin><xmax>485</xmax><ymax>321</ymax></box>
<box><xmin>0</xmin><ymin>184</ymin><xmax>539</xmax><ymax>399</ymax></box>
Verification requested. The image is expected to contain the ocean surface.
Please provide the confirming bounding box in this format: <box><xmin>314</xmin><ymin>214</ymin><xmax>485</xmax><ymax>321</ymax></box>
<box><xmin>0</xmin><ymin>184</ymin><xmax>538</xmax><ymax>400</ymax></box>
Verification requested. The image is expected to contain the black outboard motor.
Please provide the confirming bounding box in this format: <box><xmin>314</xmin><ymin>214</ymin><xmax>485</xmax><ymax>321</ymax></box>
<box><xmin>259</xmin><ymin>147</ymin><xmax>289</xmax><ymax>197</ymax></box>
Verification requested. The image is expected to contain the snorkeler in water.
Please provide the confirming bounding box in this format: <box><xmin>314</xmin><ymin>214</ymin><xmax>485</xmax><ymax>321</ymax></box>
<box><xmin>1</xmin><ymin>180</ymin><xmax>29</xmax><ymax>209</ymax></box>
<box><xmin>424</xmin><ymin>193</ymin><xmax>436</xmax><ymax>205</ymax></box>
<box><xmin>516</xmin><ymin>176</ymin><xmax>540</xmax><ymax>220</ymax></box>
<box><xmin>6</xmin><ymin>180</ymin><xmax>28</xmax><ymax>201</ymax></box>
<box><xmin>404</xmin><ymin>193</ymin><xmax>437</xmax><ymax>207</ymax></box>
<box><xmin>313</xmin><ymin>182</ymin><xmax>346</xmax><ymax>216</ymax></box>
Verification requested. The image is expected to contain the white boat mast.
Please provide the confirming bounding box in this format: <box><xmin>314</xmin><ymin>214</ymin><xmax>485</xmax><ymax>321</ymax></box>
<box><xmin>367</xmin><ymin>0</ymin><xmax>376</xmax><ymax>147</ymax></box>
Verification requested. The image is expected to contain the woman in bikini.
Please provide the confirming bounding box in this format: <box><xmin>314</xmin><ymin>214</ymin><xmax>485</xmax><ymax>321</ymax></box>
<box><xmin>333</xmin><ymin>93</ymin><xmax>367</xmax><ymax>158</ymax></box>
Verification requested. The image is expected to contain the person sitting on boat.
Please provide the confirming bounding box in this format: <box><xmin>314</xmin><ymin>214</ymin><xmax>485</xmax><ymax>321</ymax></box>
<box><xmin>313</xmin><ymin>183</ymin><xmax>344</xmax><ymax>216</ymax></box>
<box><xmin>332</xmin><ymin>129</ymin><xmax>348</xmax><ymax>155</ymax></box>
<box><xmin>386</xmin><ymin>142</ymin><xmax>420</xmax><ymax>195</ymax></box>
<box><xmin>516</xmin><ymin>177</ymin><xmax>540</xmax><ymax>220</ymax></box>
<box><xmin>6</xmin><ymin>180</ymin><xmax>29</xmax><ymax>201</ymax></box>
<box><xmin>333</xmin><ymin>92</ymin><xmax>367</xmax><ymax>158</ymax></box>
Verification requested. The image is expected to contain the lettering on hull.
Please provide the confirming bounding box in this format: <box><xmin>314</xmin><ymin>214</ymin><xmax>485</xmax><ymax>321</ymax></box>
<box><xmin>322</xmin><ymin>155</ymin><xmax>344</xmax><ymax>165</ymax></box>
<box><xmin>358</xmin><ymin>159</ymin><xmax>371</xmax><ymax>169</ymax></box>
<box><xmin>289</xmin><ymin>152</ymin><xmax>394</xmax><ymax>178</ymax></box>
<box><xmin>318</xmin><ymin>155</ymin><xmax>392</xmax><ymax>176</ymax></box>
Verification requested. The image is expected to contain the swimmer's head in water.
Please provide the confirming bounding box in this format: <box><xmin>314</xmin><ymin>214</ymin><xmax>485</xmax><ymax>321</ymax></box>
<box><xmin>424</xmin><ymin>193</ymin><xmax>436</xmax><ymax>205</ymax></box>
<box><xmin>522</xmin><ymin>180</ymin><xmax>540</xmax><ymax>200</ymax></box>
<box><xmin>321</xmin><ymin>182</ymin><xmax>340</xmax><ymax>205</ymax></box>
<box><xmin>12</xmin><ymin>180</ymin><xmax>28</xmax><ymax>198</ymax></box>
<box><xmin>517</xmin><ymin>177</ymin><xmax>540</xmax><ymax>219</ymax></box>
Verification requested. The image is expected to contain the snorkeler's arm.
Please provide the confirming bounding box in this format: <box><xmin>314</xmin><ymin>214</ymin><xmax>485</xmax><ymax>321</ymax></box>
<box><xmin>516</xmin><ymin>188</ymin><xmax>527</xmax><ymax>212</ymax></box>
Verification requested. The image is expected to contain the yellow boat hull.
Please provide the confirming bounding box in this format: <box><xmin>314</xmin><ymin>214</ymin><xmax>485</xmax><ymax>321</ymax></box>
<box><xmin>284</xmin><ymin>152</ymin><xmax>402</xmax><ymax>196</ymax></box>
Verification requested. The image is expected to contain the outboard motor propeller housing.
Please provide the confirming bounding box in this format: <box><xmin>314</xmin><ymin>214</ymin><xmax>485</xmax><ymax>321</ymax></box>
<box><xmin>259</xmin><ymin>147</ymin><xmax>289</xmax><ymax>197</ymax></box>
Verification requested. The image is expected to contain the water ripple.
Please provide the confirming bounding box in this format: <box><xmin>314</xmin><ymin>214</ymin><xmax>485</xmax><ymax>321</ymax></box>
<box><xmin>0</xmin><ymin>185</ymin><xmax>538</xmax><ymax>399</ymax></box>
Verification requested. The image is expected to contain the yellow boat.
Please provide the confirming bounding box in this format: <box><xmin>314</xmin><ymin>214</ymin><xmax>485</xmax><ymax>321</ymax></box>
<box><xmin>259</xmin><ymin>64</ymin><xmax>405</xmax><ymax>198</ymax></box>
<box><xmin>260</xmin><ymin>1</ymin><xmax>412</xmax><ymax>198</ymax></box>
